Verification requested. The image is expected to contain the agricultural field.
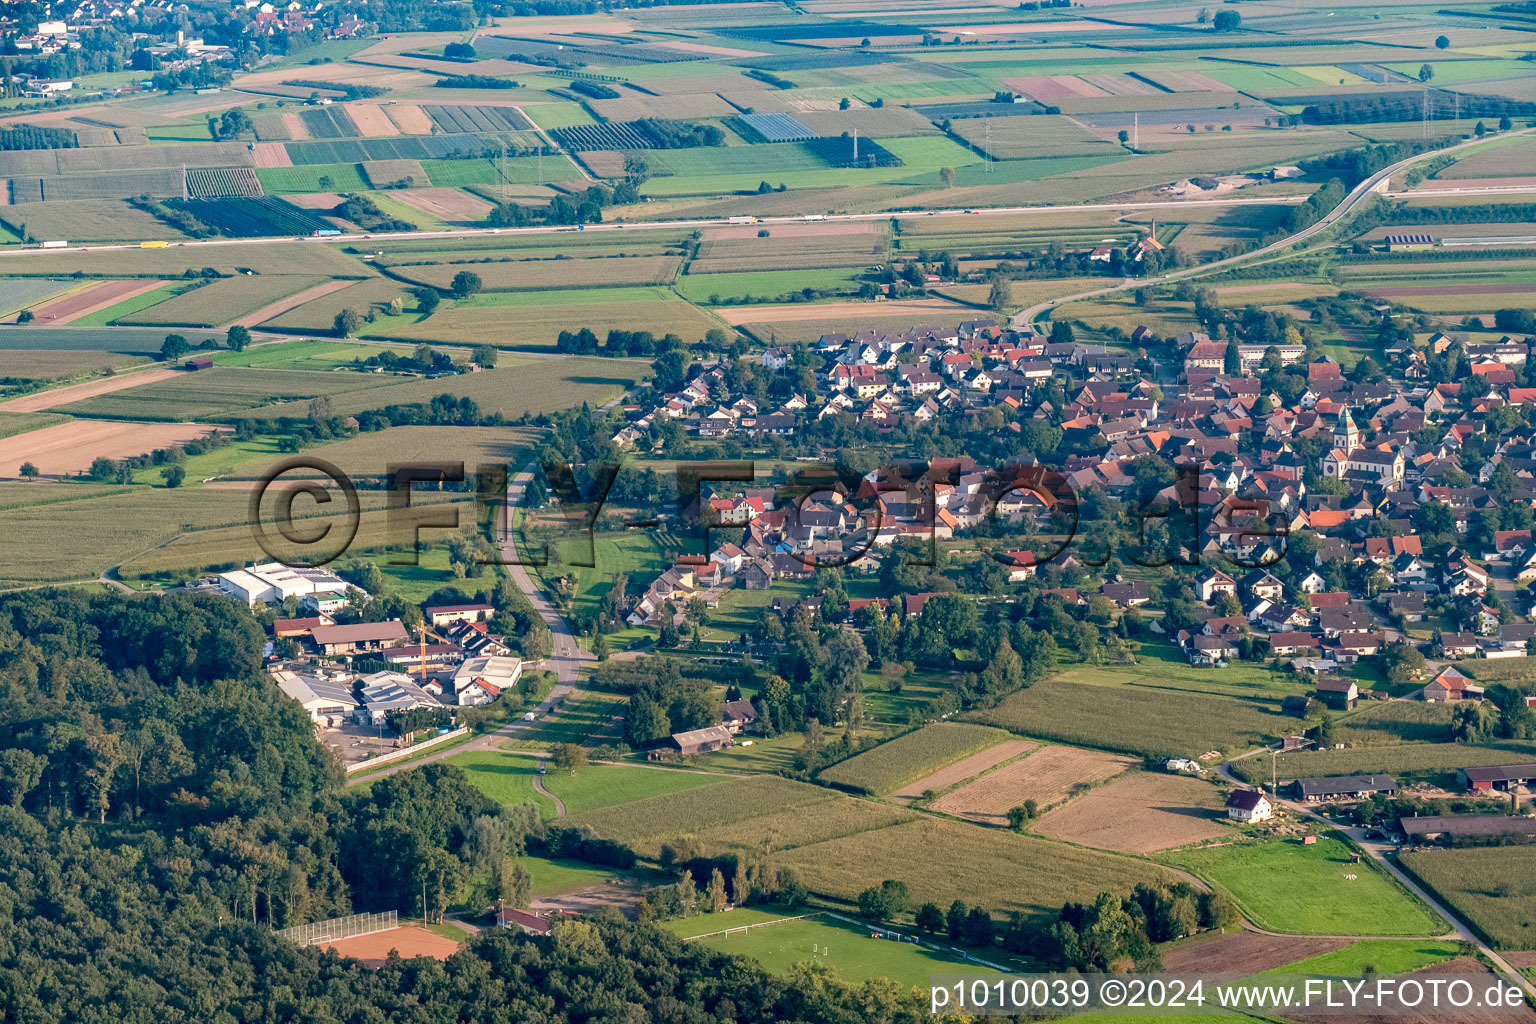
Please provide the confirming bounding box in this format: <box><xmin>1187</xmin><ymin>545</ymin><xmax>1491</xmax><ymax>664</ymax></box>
<box><xmin>51</xmin><ymin>366</ymin><xmax>391</xmax><ymax>420</ymax></box>
<box><xmin>363</xmin><ymin>288</ymin><xmax>723</xmax><ymax>350</ymax></box>
<box><xmin>390</xmin><ymin>255</ymin><xmax>681</xmax><ymax>292</ymax></box>
<box><xmin>447</xmin><ymin>749</ymin><xmax>558</xmax><ymax>818</ymax></box>
<box><xmin>1169</xmin><ymin>835</ymin><xmax>1444</xmax><ymax>937</ymax></box>
<box><xmin>1399</xmin><ymin>847</ymin><xmax>1536</xmax><ymax>950</ymax></box>
<box><xmin>887</xmin><ymin>738</ymin><xmax>1037</xmax><ymax>805</ymax></box>
<box><xmin>778</xmin><ymin>816</ymin><xmax>1176</xmax><ymax>924</ymax></box>
<box><xmin>117</xmin><ymin>275</ymin><xmax>327</xmax><ymax>328</ymax></box>
<box><xmin>817</xmin><ymin>722</ymin><xmax>1012</xmax><ymax>795</ymax></box>
<box><xmin>566</xmin><ymin>775</ymin><xmax>842</xmax><ymax>853</ymax></box>
<box><xmin>929</xmin><ymin>745</ymin><xmax>1139</xmax><ymax>824</ymax></box>
<box><xmin>966</xmin><ymin>676</ymin><xmax>1292</xmax><ymax>759</ymax></box>
<box><xmin>0</xmin><ymin>420</ymin><xmax>224</xmax><ymax>479</ymax></box>
<box><xmin>1028</xmin><ymin>771</ymin><xmax>1229</xmax><ymax>854</ymax></box>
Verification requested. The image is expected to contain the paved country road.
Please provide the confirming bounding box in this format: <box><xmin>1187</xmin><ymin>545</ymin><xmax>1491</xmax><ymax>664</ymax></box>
<box><xmin>346</xmin><ymin>462</ymin><xmax>588</xmax><ymax>786</ymax></box>
<box><xmin>1012</xmin><ymin>128</ymin><xmax>1536</xmax><ymax>330</ymax></box>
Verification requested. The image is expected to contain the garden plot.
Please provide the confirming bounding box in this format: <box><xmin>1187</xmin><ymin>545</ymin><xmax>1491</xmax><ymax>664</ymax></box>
<box><xmin>930</xmin><ymin>744</ymin><xmax>1137</xmax><ymax>823</ymax></box>
<box><xmin>1030</xmin><ymin>771</ymin><xmax>1228</xmax><ymax>853</ymax></box>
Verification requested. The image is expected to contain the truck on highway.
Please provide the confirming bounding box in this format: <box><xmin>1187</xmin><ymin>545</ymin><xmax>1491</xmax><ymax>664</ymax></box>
<box><xmin>727</xmin><ymin>216</ymin><xmax>760</xmax><ymax>225</ymax></box>
<box><xmin>40</xmin><ymin>240</ymin><xmax>67</xmax><ymax>249</ymax></box>
<box><xmin>803</xmin><ymin>214</ymin><xmax>826</xmax><ymax>222</ymax></box>
<box><xmin>140</xmin><ymin>241</ymin><xmax>168</xmax><ymax>248</ymax></box>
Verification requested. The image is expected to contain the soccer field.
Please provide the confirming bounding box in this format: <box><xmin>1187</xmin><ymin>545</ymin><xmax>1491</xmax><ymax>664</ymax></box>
<box><xmin>667</xmin><ymin>911</ymin><xmax>1002</xmax><ymax>988</ymax></box>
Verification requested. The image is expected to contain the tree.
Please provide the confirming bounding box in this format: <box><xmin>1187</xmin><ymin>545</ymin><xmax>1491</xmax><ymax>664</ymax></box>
<box><xmin>1499</xmin><ymin>113</ymin><xmax>1513</xmax><ymax>131</ymax></box>
<box><xmin>317</xmin><ymin>174</ymin><xmax>334</xmax><ymax>191</ymax></box>
<box><xmin>1005</xmin><ymin>804</ymin><xmax>1031</xmax><ymax>830</ymax></box>
<box><xmin>1475</xmin><ymin>120</ymin><xmax>1488</xmax><ymax>137</ymax></box>
<box><xmin>1212</xmin><ymin>10</ymin><xmax>1240</xmax><ymax>30</ymax></box>
<box><xmin>18</xmin><ymin>462</ymin><xmax>38</xmax><ymax>479</ymax></box>
<box><xmin>225</xmin><ymin>324</ymin><xmax>250</xmax><ymax>351</ymax></box>
<box><xmin>550</xmin><ymin>743</ymin><xmax>587</xmax><ymax>773</ymax></box>
<box><xmin>706</xmin><ymin>867</ymin><xmax>728</xmax><ymax>912</ymax></box>
<box><xmin>1435</xmin><ymin>34</ymin><xmax>1450</xmax><ymax>49</ymax></box>
<box><xmin>494</xmin><ymin>858</ymin><xmax>532</xmax><ymax>909</ymax></box>
<box><xmin>333</xmin><ymin>309</ymin><xmax>360</xmax><ymax>337</ymax></box>
<box><xmin>450</xmin><ymin>271</ymin><xmax>482</xmax><ymax>299</ymax></box>
<box><xmin>938</xmin><ymin>166</ymin><xmax>955</xmax><ymax>188</ymax></box>
<box><xmin>1118</xmin><ymin>129</ymin><xmax>1130</xmax><ymax>145</ymax></box>
<box><xmin>159</xmin><ymin>334</ymin><xmax>189</xmax><ymax>361</ymax></box>
<box><xmin>915</xmin><ymin>902</ymin><xmax>946</xmax><ymax>934</ymax></box>
<box><xmin>962</xmin><ymin>907</ymin><xmax>995</xmax><ymax>946</ymax></box>
<box><xmin>946</xmin><ymin>899</ymin><xmax>968</xmax><ymax>940</ymax></box>
<box><xmin>161</xmin><ymin>465</ymin><xmax>185</xmax><ymax>488</ymax></box>
<box><xmin>989</xmin><ymin>276</ymin><xmax>1013</xmax><ymax>312</ymax></box>
<box><xmin>472</xmin><ymin>344</ymin><xmax>498</xmax><ymax>367</ymax></box>
<box><xmin>414</xmin><ymin>288</ymin><xmax>441</xmax><ymax>315</ymax></box>
<box><xmin>1418</xmin><ymin>63</ymin><xmax>1434</xmax><ymax>82</ymax></box>
<box><xmin>839</xmin><ymin>97</ymin><xmax>851</xmax><ymax>110</ymax></box>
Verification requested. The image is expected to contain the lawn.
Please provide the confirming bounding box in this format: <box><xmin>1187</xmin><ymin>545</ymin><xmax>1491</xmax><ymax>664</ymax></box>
<box><xmin>1399</xmin><ymin>847</ymin><xmax>1536</xmax><ymax>949</ymax></box>
<box><xmin>256</xmin><ymin>163</ymin><xmax>370</xmax><ymax>194</ymax></box>
<box><xmin>542</xmin><ymin>762</ymin><xmax>729</xmax><ymax>816</ymax></box>
<box><xmin>817</xmin><ymin>722</ymin><xmax>1011</xmax><ymax>795</ymax></box>
<box><xmin>511</xmin><ymin>687</ymin><xmax>626</xmax><ymax>748</ymax></box>
<box><xmin>1169</xmin><ymin>835</ymin><xmax>1444</xmax><ymax>937</ymax></box>
<box><xmin>671</xmin><ymin>911</ymin><xmax>1003</xmax><ymax>988</ymax></box>
<box><xmin>676</xmin><ymin>268</ymin><xmax>864</xmax><ymax>304</ymax></box>
<box><xmin>525</xmin><ymin>855</ymin><xmax>625</xmax><ymax>899</ymax></box>
<box><xmin>446</xmin><ymin>748</ymin><xmax>558</xmax><ymax>818</ymax></box>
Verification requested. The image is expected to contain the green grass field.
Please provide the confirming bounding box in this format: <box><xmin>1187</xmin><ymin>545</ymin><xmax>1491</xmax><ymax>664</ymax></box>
<box><xmin>1227</xmin><ymin>739</ymin><xmax>1536</xmax><ymax>786</ymax></box>
<box><xmin>676</xmin><ymin>267</ymin><xmax>863</xmax><ymax>304</ymax></box>
<box><xmin>542</xmin><ymin>762</ymin><xmax>728</xmax><ymax>816</ymax></box>
<box><xmin>1170</xmin><ymin>835</ymin><xmax>1444</xmax><ymax>936</ymax></box>
<box><xmin>1399</xmin><ymin>847</ymin><xmax>1536</xmax><ymax>949</ymax></box>
<box><xmin>1268</xmin><ymin>939</ymin><xmax>1466</xmax><ymax>976</ymax></box>
<box><xmin>256</xmin><ymin>163</ymin><xmax>370</xmax><ymax>194</ymax></box>
<box><xmin>668</xmin><ymin>911</ymin><xmax>1002</xmax><ymax>988</ymax></box>
<box><xmin>446</xmin><ymin>748</ymin><xmax>558</xmax><ymax>818</ymax></box>
<box><xmin>818</xmin><ymin>722</ymin><xmax>1011</xmax><ymax>795</ymax></box>
<box><xmin>69</xmin><ymin>282</ymin><xmax>184</xmax><ymax>327</ymax></box>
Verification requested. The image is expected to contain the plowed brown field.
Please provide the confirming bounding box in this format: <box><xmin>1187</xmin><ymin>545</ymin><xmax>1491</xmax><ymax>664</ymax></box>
<box><xmin>889</xmin><ymin>739</ymin><xmax>1036</xmax><ymax>805</ymax></box>
<box><xmin>1030</xmin><ymin>771</ymin><xmax>1228</xmax><ymax>853</ymax></box>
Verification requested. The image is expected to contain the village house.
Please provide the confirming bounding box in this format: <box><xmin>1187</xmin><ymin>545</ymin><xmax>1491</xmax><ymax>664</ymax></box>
<box><xmin>1423</xmin><ymin>665</ymin><xmax>1484</xmax><ymax>702</ymax></box>
<box><xmin>1225</xmin><ymin>789</ymin><xmax>1273</xmax><ymax>823</ymax></box>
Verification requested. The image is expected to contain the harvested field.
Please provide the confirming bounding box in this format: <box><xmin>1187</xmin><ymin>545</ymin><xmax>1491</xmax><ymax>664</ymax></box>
<box><xmin>1002</xmin><ymin>74</ymin><xmax>1109</xmax><ymax>102</ymax></box>
<box><xmin>0</xmin><ymin>419</ymin><xmax>225</xmax><ymax>478</ymax></box>
<box><xmin>714</xmin><ymin>297</ymin><xmax>970</xmax><ymax>326</ymax></box>
<box><xmin>1161</xmin><ymin>931</ymin><xmax>1352</xmax><ymax>974</ymax></box>
<box><xmin>346</xmin><ymin>103</ymin><xmax>401</xmax><ymax>137</ymax></box>
<box><xmin>23</xmin><ymin>280</ymin><xmax>167</xmax><ymax>326</ymax></box>
<box><xmin>232</xmin><ymin>279</ymin><xmax>354</xmax><ymax>328</ymax></box>
<box><xmin>888</xmin><ymin>739</ymin><xmax>1036</xmax><ymax>805</ymax></box>
<box><xmin>1284</xmin><ymin>959</ymin><xmax>1536</xmax><ymax>1024</ymax></box>
<box><xmin>0</xmin><ymin>349</ymin><xmax>148</xmax><ymax>380</ymax></box>
<box><xmin>385</xmin><ymin>104</ymin><xmax>437</xmax><ymax>135</ymax></box>
<box><xmin>280</xmin><ymin>111</ymin><xmax>310</xmax><ymax>140</ymax></box>
<box><xmin>322</xmin><ymin>926</ymin><xmax>460</xmax><ymax>967</ymax></box>
<box><xmin>0</xmin><ymin>367</ymin><xmax>180</xmax><ymax>413</ymax></box>
<box><xmin>362</xmin><ymin>159</ymin><xmax>427</xmax><ymax>188</ymax></box>
<box><xmin>930</xmin><ymin>744</ymin><xmax>1138</xmax><ymax>824</ymax></box>
<box><xmin>250</xmin><ymin>142</ymin><xmax>292</xmax><ymax>168</ymax></box>
<box><xmin>1030</xmin><ymin>771</ymin><xmax>1228</xmax><ymax>853</ymax></box>
<box><xmin>385</xmin><ymin>188</ymin><xmax>494</xmax><ymax>222</ymax></box>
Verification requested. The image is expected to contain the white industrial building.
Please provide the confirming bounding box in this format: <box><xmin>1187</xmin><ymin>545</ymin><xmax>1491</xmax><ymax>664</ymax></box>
<box><xmin>217</xmin><ymin>562</ymin><xmax>359</xmax><ymax>612</ymax></box>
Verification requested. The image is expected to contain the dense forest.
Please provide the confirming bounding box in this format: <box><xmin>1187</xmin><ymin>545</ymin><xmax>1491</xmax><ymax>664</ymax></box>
<box><xmin>0</xmin><ymin>590</ymin><xmax>947</xmax><ymax>1023</ymax></box>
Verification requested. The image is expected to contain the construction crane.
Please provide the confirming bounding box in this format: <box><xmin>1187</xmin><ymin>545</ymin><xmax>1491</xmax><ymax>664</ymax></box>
<box><xmin>414</xmin><ymin>622</ymin><xmax>455</xmax><ymax>682</ymax></box>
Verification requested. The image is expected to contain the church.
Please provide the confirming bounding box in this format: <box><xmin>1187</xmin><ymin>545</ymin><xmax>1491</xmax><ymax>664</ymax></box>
<box><xmin>1319</xmin><ymin>406</ymin><xmax>1404</xmax><ymax>489</ymax></box>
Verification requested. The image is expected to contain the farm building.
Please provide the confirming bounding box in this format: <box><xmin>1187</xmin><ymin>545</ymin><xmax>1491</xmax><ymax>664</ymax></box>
<box><xmin>658</xmin><ymin>724</ymin><xmax>734</xmax><ymax>758</ymax></box>
<box><xmin>1226</xmin><ymin>789</ymin><xmax>1273</xmax><ymax>823</ymax></box>
<box><xmin>1294</xmin><ymin>774</ymin><xmax>1397</xmax><ymax>802</ymax></box>
<box><xmin>496</xmin><ymin>907</ymin><xmax>557</xmax><ymax>934</ymax></box>
<box><xmin>1423</xmin><ymin>666</ymin><xmax>1484</xmax><ymax>702</ymax></box>
<box><xmin>1384</xmin><ymin>233</ymin><xmax>1435</xmax><ymax>252</ymax></box>
<box><xmin>1399</xmin><ymin>814</ymin><xmax>1536</xmax><ymax>843</ymax></box>
<box><xmin>1313</xmin><ymin>677</ymin><xmax>1358</xmax><ymax>710</ymax></box>
<box><xmin>1459</xmin><ymin>763</ymin><xmax>1536</xmax><ymax>792</ymax></box>
<box><xmin>720</xmin><ymin>699</ymin><xmax>758</xmax><ymax>734</ymax></box>
<box><xmin>184</xmin><ymin>357</ymin><xmax>214</xmax><ymax>371</ymax></box>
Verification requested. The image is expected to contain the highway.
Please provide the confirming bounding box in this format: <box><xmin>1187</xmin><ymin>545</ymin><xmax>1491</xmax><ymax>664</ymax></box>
<box><xmin>1011</xmin><ymin>128</ymin><xmax>1536</xmax><ymax>329</ymax></box>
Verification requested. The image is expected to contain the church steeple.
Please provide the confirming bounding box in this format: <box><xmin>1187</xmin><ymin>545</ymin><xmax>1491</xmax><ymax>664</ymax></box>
<box><xmin>1334</xmin><ymin>405</ymin><xmax>1358</xmax><ymax>452</ymax></box>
